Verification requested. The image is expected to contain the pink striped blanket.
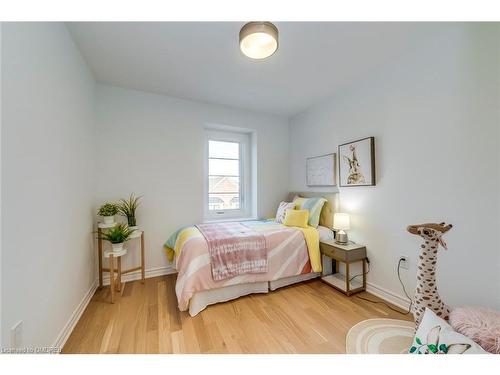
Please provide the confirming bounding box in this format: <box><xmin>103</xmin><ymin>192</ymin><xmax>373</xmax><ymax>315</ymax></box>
<box><xmin>172</xmin><ymin>222</ymin><xmax>313</xmax><ymax>311</ymax></box>
<box><xmin>196</xmin><ymin>222</ymin><xmax>267</xmax><ymax>281</ymax></box>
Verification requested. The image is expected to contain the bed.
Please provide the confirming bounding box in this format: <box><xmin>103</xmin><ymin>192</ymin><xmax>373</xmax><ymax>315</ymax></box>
<box><xmin>165</xmin><ymin>192</ymin><xmax>338</xmax><ymax>316</ymax></box>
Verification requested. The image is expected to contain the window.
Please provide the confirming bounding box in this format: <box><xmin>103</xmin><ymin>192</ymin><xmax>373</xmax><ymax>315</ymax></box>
<box><xmin>208</xmin><ymin>196</ymin><xmax>224</xmax><ymax>210</ymax></box>
<box><xmin>205</xmin><ymin>129</ymin><xmax>251</xmax><ymax>220</ymax></box>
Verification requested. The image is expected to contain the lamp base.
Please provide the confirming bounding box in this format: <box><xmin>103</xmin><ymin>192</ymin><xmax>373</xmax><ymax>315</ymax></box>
<box><xmin>335</xmin><ymin>230</ymin><xmax>348</xmax><ymax>245</ymax></box>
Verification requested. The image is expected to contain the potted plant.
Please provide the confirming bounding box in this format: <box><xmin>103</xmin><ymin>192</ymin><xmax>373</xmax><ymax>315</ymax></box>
<box><xmin>98</xmin><ymin>203</ymin><xmax>118</xmax><ymax>224</ymax></box>
<box><xmin>97</xmin><ymin>223</ymin><xmax>134</xmax><ymax>252</ymax></box>
<box><xmin>118</xmin><ymin>193</ymin><xmax>142</xmax><ymax>232</ymax></box>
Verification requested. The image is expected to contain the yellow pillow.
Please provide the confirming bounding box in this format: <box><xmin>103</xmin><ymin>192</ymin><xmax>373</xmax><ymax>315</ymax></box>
<box><xmin>283</xmin><ymin>209</ymin><xmax>309</xmax><ymax>228</ymax></box>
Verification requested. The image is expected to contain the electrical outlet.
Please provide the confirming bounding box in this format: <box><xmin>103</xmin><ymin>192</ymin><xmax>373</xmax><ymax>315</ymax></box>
<box><xmin>10</xmin><ymin>320</ymin><xmax>23</xmax><ymax>348</ymax></box>
<box><xmin>399</xmin><ymin>256</ymin><xmax>409</xmax><ymax>270</ymax></box>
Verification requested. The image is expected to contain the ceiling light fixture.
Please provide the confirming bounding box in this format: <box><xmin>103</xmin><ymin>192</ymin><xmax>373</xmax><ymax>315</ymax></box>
<box><xmin>239</xmin><ymin>21</ymin><xmax>279</xmax><ymax>60</ymax></box>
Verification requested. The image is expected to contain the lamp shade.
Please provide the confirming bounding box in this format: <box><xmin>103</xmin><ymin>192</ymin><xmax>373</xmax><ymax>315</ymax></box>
<box><xmin>333</xmin><ymin>213</ymin><xmax>350</xmax><ymax>231</ymax></box>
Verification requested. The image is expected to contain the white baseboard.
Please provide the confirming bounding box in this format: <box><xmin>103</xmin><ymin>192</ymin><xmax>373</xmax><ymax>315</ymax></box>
<box><xmin>101</xmin><ymin>265</ymin><xmax>177</xmax><ymax>286</ymax></box>
<box><xmin>52</xmin><ymin>279</ymin><xmax>98</xmax><ymax>352</ymax></box>
<box><xmin>366</xmin><ymin>282</ymin><xmax>412</xmax><ymax>311</ymax></box>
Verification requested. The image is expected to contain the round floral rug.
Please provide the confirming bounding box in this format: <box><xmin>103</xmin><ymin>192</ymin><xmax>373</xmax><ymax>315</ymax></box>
<box><xmin>346</xmin><ymin>318</ymin><xmax>415</xmax><ymax>354</ymax></box>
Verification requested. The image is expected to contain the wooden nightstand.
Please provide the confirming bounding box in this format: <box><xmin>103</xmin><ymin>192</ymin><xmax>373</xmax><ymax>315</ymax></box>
<box><xmin>320</xmin><ymin>239</ymin><xmax>367</xmax><ymax>296</ymax></box>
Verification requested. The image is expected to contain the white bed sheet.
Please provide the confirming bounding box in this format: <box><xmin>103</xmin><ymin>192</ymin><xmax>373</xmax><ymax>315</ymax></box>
<box><xmin>318</xmin><ymin>225</ymin><xmax>335</xmax><ymax>241</ymax></box>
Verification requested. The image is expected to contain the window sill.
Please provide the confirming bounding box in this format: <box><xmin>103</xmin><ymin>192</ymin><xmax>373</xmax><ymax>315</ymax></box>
<box><xmin>203</xmin><ymin>216</ymin><xmax>258</xmax><ymax>224</ymax></box>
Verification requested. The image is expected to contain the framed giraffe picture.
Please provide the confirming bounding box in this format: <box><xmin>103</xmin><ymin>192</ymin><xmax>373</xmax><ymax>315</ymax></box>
<box><xmin>338</xmin><ymin>137</ymin><xmax>376</xmax><ymax>187</ymax></box>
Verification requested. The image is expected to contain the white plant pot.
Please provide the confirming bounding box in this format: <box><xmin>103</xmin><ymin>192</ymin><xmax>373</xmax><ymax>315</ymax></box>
<box><xmin>111</xmin><ymin>243</ymin><xmax>124</xmax><ymax>252</ymax></box>
<box><xmin>103</xmin><ymin>216</ymin><xmax>114</xmax><ymax>224</ymax></box>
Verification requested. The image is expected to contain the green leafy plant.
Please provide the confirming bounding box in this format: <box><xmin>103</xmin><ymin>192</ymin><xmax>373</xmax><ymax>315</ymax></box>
<box><xmin>118</xmin><ymin>193</ymin><xmax>142</xmax><ymax>226</ymax></box>
<box><xmin>98</xmin><ymin>203</ymin><xmax>118</xmax><ymax>217</ymax></box>
<box><xmin>97</xmin><ymin>223</ymin><xmax>134</xmax><ymax>244</ymax></box>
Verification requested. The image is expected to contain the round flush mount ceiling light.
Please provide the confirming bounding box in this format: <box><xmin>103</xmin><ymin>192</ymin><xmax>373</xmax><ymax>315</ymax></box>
<box><xmin>239</xmin><ymin>21</ymin><xmax>279</xmax><ymax>60</ymax></box>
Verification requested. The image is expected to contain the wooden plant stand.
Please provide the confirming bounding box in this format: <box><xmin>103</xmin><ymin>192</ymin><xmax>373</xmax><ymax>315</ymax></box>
<box><xmin>97</xmin><ymin>222</ymin><xmax>145</xmax><ymax>303</ymax></box>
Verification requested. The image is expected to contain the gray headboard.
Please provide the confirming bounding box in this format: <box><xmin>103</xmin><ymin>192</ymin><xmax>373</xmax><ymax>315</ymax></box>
<box><xmin>287</xmin><ymin>192</ymin><xmax>339</xmax><ymax>229</ymax></box>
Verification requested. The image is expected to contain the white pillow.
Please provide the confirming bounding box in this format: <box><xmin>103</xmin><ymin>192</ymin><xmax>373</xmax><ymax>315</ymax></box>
<box><xmin>317</xmin><ymin>225</ymin><xmax>335</xmax><ymax>241</ymax></box>
<box><xmin>275</xmin><ymin>201</ymin><xmax>295</xmax><ymax>224</ymax></box>
<box><xmin>409</xmin><ymin>308</ymin><xmax>488</xmax><ymax>354</ymax></box>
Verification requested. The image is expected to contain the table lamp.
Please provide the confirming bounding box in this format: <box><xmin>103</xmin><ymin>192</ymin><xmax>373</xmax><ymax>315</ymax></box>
<box><xmin>333</xmin><ymin>213</ymin><xmax>350</xmax><ymax>244</ymax></box>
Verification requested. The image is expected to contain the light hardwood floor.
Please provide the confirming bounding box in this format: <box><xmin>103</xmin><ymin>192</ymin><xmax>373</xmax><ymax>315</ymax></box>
<box><xmin>62</xmin><ymin>275</ymin><xmax>412</xmax><ymax>354</ymax></box>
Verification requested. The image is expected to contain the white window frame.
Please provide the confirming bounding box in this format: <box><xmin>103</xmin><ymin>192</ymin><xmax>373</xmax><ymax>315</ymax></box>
<box><xmin>204</xmin><ymin>129</ymin><xmax>251</xmax><ymax>221</ymax></box>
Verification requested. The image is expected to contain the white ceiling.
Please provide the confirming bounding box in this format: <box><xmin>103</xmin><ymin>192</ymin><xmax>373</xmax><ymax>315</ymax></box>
<box><xmin>67</xmin><ymin>22</ymin><xmax>447</xmax><ymax>117</ymax></box>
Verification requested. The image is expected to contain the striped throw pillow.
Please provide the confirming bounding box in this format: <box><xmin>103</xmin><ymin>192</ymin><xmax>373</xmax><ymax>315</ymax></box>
<box><xmin>293</xmin><ymin>196</ymin><xmax>327</xmax><ymax>228</ymax></box>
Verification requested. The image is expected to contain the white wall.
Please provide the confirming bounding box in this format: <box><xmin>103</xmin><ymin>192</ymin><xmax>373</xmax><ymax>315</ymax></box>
<box><xmin>1</xmin><ymin>23</ymin><xmax>96</xmax><ymax>348</ymax></box>
<box><xmin>289</xmin><ymin>24</ymin><xmax>500</xmax><ymax>309</ymax></box>
<box><xmin>0</xmin><ymin>22</ymin><xmax>3</xmax><ymax>345</ymax></box>
<box><xmin>95</xmin><ymin>85</ymin><xmax>289</xmax><ymax>274</ymax></box>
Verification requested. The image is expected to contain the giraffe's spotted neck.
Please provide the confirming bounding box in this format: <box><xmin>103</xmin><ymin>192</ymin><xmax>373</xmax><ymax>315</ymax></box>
<box><xmin>407</xmin><ymin>222</ymin><xmax>452</xmax><ymax>328</ymax></box>
<box><xmin>417</xmin><ymin>239</ymin><xmax>439</xmax><ymax>287</ymax></box>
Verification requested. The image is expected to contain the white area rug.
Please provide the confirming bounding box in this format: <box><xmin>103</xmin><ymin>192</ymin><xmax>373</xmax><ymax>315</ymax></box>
<box><xmin>346</xmin><ymin>318</ymin><xmax>415</xmax><ymax>354</ymax></box>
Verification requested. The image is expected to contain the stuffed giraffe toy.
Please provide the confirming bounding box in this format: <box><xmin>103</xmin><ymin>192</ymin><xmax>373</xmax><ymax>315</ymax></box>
<box><xmin>407</xmin><ymin>222</ymin><xmax>453</xmax><ymax>329</ymax></box>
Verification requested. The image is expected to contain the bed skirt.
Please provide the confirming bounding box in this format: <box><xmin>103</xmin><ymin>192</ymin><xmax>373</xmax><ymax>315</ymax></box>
<box><xmin>187</xmin><ymin>272</ymin><xmax>321</xmax><ymax>316</ymax></box>
<box><xmin>188</xmin><ymin>281</ymin><xmax>269</xmax><ymax>317</ymax></box>
<box><xmin>269</xmin><ymin>272</ymin><xmax>321</xmax><ymax>291</ymax></box>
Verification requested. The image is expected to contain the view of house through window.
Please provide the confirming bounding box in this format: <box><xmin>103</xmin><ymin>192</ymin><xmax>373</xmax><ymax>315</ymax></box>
<box><xmin>208</xmin><ymin>140</ymin><xmax>241</xmax><ymax>211</ymax></box>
